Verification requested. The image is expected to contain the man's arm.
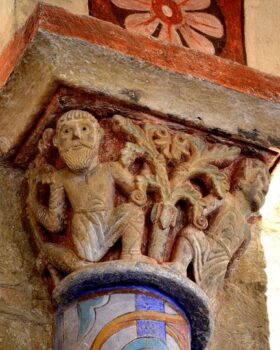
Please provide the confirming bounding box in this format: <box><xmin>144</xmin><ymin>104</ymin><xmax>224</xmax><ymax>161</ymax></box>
<box><xmin>28</xmin><ymin>171</ymin><xmax>66</xmax><ymax>233</ymax></box>
<box><xmin>109</xmin><ymin>162</ymin><xmax>135</xmax><ymax>194</ymax></box>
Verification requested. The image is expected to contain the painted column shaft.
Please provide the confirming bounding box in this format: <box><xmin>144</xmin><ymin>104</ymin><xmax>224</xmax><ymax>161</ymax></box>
<box><xmin>55</xmin><ymin>287</ymin><xmax>191</xmax><ymax>350</ymax></box>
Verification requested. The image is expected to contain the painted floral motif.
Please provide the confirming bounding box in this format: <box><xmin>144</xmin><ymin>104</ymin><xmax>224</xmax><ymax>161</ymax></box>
<box><xmin>110</xmin><ymin>0</ymin><xmax>224</xmax><ymax>54</ymax></box>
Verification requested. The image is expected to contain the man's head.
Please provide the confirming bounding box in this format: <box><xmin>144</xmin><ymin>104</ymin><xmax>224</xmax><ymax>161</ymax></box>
<box><xmin>232</xmin><ymin>158</ymin><xmax>270</xmax><ymax>212</ymax></box>
<box><xmin>53</xmin><ymin>110</ymin><xmax>104</xmax><ymax>172</ymax></box>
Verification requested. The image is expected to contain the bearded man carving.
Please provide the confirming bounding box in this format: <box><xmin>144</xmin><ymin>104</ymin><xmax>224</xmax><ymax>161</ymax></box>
<box><xmin>28</xmin><ymin>110</ymin><xmax>145</xmax><ymax>270</ymax></box>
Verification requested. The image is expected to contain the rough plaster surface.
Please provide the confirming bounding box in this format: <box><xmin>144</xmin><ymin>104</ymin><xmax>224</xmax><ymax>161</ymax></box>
<box><xmin>0</xmin><ymin>162</ymin><xmax>52</xmax><ymax>349</ymax></box>
<box><xmin>0</xmin><ymin>1</ymin><xmax>16</xmax><ymax>52</ymax></box>
<box><xmin>245</xmin><ymin>0</ymin><xmax>280</xmax><ymax>76</ymax></box>
<box><xmin>0</xmin><ymin>0</ymin><xmax>89</xmax><ymax>52</ymax></box>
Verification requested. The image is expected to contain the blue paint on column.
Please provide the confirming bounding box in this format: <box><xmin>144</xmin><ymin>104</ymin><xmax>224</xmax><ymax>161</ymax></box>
<box><xmin>135</xmin><ymin>294</ymin><xmax>166</xmax><ymax>342</ymax></box>
<box><xmin>77</xmin><ymin>295</ymin><xmax>109</xmax><ymax>339</ymax></box>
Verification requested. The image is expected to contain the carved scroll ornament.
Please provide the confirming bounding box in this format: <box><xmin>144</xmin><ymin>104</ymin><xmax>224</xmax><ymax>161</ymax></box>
<box><xmin>25</xmin><ymin>110</ymin><xmax>270</xmax><ymax>299</ymax></box>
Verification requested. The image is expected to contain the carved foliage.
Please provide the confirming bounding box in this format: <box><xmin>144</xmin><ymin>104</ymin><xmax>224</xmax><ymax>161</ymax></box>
<box><xmin>24</xmin><ymin>110</ymin><xmax>270</xmax><ymax>300</ymax></box>
<box><xmin>171</xmin><ymin>157</ymin><xmax>270</xmax><ymax>299</ymax></box>
<box><xmin>114</xmin><ymin>115</ymin><xmax>240</xmax><ymax>231</ymax></box>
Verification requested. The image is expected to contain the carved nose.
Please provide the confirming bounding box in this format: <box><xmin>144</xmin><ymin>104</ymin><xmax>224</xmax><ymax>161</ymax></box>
<box><xmin>72</xmin><ymin>128</ymin><xmax>81</xmax><ymax>139</ymax></box>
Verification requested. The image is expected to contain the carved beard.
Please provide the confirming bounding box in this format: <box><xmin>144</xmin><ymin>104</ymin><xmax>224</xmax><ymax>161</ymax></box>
<box><xmin>61</xmin><ymin>147</ymin><xmax>97</xmax><ymax>171</ymax></box>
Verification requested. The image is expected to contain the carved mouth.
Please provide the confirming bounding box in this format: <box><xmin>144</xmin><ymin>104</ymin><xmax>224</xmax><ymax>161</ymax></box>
<box><xmin>71</xmin><ymin>145</ymin><xmax>84</xmax><ymax>150</ymax></box>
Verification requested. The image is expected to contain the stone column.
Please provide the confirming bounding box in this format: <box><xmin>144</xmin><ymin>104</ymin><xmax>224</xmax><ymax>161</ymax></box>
<box><xmin>53</xmin><ymin>263</ymin><xmax>208</xmax><ymax>350</ymax></box>
<box><xmin>0</xmin><ymin>4</ymin><xmax>279</xmax><ymax>350</ymax></box>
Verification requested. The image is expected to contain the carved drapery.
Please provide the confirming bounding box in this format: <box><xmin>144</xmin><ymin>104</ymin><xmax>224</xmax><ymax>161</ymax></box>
<box><xmin>0</xmin><ymin>5</ymin><xmax>278</xmax><ymax>349</ymax></box>
<box><xmin>21</xmin><ymin>108</ymin><xmax>271</xmax><ymax>349</ymax></box>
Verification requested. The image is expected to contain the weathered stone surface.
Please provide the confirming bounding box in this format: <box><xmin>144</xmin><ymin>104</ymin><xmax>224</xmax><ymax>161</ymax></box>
<box><xmin>0</xmin><ymin>163</ymin><xmax>52</xmax><ymax>349</ymax></box>
<box><xmin>0</xmin><ymin>137</ymin><xmax>272</xmax><ymax>350</ymax></box>
<box><xmin>0</xmin><ymin>29</ymin><xmax>280</xmax><ymax>159</ymax></box>
<box><xmin>2</xmin><ymin>4</ymin><xmax>280</xmax><ymax>100</ymax></box>
<box><xmin>207</xmin><ymin>222</ymin><xmax>270</xmax><ymax>350</ymax></box>
<box><xmin>261</xmin><ymin>165</ymin><xmax>280</xmax><ymax>350</ymax></box>
<box><xmin>0</xmin><ymin>5</ymin><xmax>277</xmax><ymax>350</ymax></box>
<box><xmin>262</xmin><ymin>226</ymin><xmax>280</xmax><ymax>350</ymax></box>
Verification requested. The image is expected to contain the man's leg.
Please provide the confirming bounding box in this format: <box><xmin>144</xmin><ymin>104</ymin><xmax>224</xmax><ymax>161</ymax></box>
<box><xmin>121</xmin><ymin>204</ymin><xmax>144</xmax><ymax>259</ymax></box>
<box><xmin>172</xmin><ymin>229</ymin><xmax>194</xmax><ymax>268</ymax></box>
<box><xmin>72</xmin><ymin>211</ymin><xmax>108</xmax><ymax>262</ymax></box>
<box><xmin>108</xmin><ymin>203</ymin><xmax>144</xmax><ymax>259</ymax></box>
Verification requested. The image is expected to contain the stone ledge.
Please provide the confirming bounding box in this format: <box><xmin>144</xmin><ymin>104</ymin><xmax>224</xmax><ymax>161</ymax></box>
<box><xmin>0</xmin><ymin>3</ymin><xmax>279</xmax><ymax>158</ymax></box>
<box><xmin>0</xmin><ymin>31</ymin><xmax>280</xmax><ymax>157</ymax></box>
<box><xmin>1</xmin><ymin>3</ymin><xmax>280</xmax><ymax>102</ymax></box>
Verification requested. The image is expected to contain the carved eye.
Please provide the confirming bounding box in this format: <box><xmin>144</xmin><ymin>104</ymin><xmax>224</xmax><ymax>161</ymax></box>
<box><xmin>158</xmin><ymin>129</ymin><xmax>168</xmax><ymax>137</ymax></box>
<box><xmin>82</xmin><ymin>126</ymin><xmax>88</xmax><ymax>132</ymax></box>
<box><xmin>64</xmin><ymin>129</ymin><xmax>69</xmax><ymax>134</ymax></box>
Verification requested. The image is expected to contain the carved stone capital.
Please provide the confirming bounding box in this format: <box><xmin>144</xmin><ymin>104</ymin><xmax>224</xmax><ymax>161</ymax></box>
<box><xmin>21</xmin><ymin>108</ymin><xmax>272</xmax><ymax>349</ymax></box>
<box><xmin>0</xmin><ymin>6</ymin><xmax>277</xmax><ymax>349</ymax></box>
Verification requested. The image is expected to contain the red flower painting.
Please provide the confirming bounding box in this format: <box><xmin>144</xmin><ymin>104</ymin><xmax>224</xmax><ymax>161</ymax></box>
<box><xmin>110</xmin><ymin>0</ymin><xmax>224</xmax><ymax>54</ymax></box>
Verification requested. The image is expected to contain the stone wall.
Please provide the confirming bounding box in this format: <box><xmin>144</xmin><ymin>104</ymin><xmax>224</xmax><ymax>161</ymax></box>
<box><xmin>261</xmin><ymin>166</ymin><xmax>280</xmax><ymax>350</ymax></box>
<box><xmin>0</xmin><ymin>163</ymin><xmax>52</xmax><ymax>349</ymax></box>
<box><xmin>208</xmin><ymin>223</ymin><xmax>270</xmax><ymax>350</ymax></box>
